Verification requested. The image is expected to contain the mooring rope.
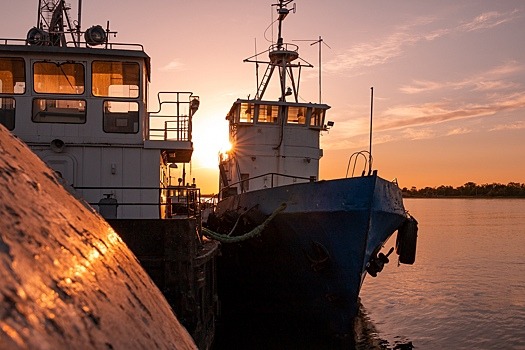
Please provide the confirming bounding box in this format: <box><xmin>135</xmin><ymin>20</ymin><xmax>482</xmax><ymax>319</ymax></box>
<box><xmin>202</xmin><ymin>203</ymin><xmax>287</xmax><ymax>243</ymax></box>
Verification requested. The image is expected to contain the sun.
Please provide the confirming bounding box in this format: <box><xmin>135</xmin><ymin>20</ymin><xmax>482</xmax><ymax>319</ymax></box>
<box><xmin>192</xmin><ymin>118</ymin><xmax>231</xmax><ymax>169</ymax></box>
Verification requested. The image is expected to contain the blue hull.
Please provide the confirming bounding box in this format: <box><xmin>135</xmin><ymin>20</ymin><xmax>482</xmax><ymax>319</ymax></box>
<box><xmin>212</xmin><ymin>174</ymin><xmax>407</xmax><ymax>336</ymax></box>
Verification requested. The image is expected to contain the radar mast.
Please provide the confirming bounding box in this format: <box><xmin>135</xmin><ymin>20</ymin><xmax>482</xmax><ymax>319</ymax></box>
<box><xmin>244</xmin><ymin>0</ymin><xmax>313</xmax><ymax>102</ymax></box>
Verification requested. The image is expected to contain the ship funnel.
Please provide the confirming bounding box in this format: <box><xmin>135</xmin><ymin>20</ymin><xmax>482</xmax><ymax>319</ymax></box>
<box><xmin>26</xmin><ymin>27</ymin><xmax>49</xmax><ymax>46</ymax></box>
<box><xmin>84</xmin><ymin>25</ymin><xmax>107</xmax><ymax>46</ymax></box>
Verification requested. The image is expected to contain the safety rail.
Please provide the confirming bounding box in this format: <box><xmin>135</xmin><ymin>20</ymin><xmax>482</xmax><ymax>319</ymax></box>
<box><xmin>346</xmin><ymin>151</ymin><xmax>373</xmax><ymax>178</ymax></box>
<box><xmin>147</xmin><ymin>92</ymin><xmax>199</xmax><ymax>141</ymax></box>
<box><xmin>0</xmin><ymin>37</ymin><xmax>145</xmax><ymax>51</ymax></box>
<box><xmin>219</xmin><ymin>172</ymin><xmax>315</xmax><ymax>199</ymax></box>
<box><xmin>74</xmin><ymin>185</ymin><xmax>202</xmax><ymax>219</ymax></box>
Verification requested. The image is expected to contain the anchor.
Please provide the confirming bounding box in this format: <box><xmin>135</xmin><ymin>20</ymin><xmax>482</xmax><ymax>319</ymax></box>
<box><xmin>366</xmin><ymin>247</ymin><xmax>394</xmax><ymax>277</ymax></box>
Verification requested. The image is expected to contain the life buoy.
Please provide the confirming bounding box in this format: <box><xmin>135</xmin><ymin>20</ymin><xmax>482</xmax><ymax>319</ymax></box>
<box><xmin>396</xmin><ymin>215</ymin><xmax>418</xmax><ymax>265</ymax></box>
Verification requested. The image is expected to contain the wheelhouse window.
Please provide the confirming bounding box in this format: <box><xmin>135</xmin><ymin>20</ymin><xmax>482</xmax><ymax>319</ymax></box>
<box><xmin>92</xmin><ymin>61</ymin><xmax>139</xmax><ymax>98</ymax></box>
<box><xmin>33</xmin><ymin>62</ymin><xmax>84</xmax><ymax>94</ymax></box>
<box><xmin>310</xmin><ymin>108</ymin><xmax>325</xmax><ymax>128</ymax></box>
<box><xmin>32</xmin><ymin>98</ymin><xmax>86</xmax><ymax>123</ymax></box>
<box><xmin>258</xmin><ymin>104</ymin><xmax>278</xmax><ymax>123</ymax></box>
<box><xmin>239</xmin><ymin>102</ymin><xmax>254</xmax><ymax>123</ymax></box>
<box><xmin>0</xmin><ymin>58</ymin><xmax>25</xmax><ymax>94</ymax></box>
<box><xmin>103</xmin><ymin>101</ymin><xmax>139</xmax><ymax>133</ymax></box>
<box><xmin>0</xmin><ymin>97</ymin><xmax>15</xmax><ymax>130</ymax></box>
<box><xmin>287</xmin><ymin>106</ymin><xmax>307</xmax><ymax>125</ymax></box>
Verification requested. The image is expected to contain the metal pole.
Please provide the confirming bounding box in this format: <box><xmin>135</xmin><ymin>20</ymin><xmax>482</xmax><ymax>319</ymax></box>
<box><xmin>77</xmin><ymin>0</ymin><xmax>82</xmax><ymax>43</ymax></box>
<box><xmin>318</xmin><ymin>36</ymin><xmax>322</xmax><ymax>103</ymax></box>
<box><xmin>369</xmin><ymin>87</ymin><xmax>374</xmax><ymax>175</ymax></box>
<box><xmin>37</xmin><ymin>0</ymin><xmax>42</xmax><ymax>28</ymax></box>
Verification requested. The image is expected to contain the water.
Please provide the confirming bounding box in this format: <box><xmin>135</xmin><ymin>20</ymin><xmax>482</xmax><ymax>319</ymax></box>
<box><xmin>359</xmin><ymin>198</ymin><xmax>525</xmax><ymax>350</ymax></box>
<box><xmin>214</xmin><ymin>198</ymin><xmax>525</xmax><ymax>349</ymax></box>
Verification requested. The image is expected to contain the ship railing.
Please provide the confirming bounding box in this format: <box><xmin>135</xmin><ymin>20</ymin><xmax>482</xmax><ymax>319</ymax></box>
<box><xmin>0</xmin><ymin>38</ymin><xmax>27</xmax><ymax>45</ymax></box>
<box><xmin>269</xmin><ymin>42</ymin><xmax>299</xmax><ymax>53</ymax></box>
<box><xmin>219</xmin><ymin>172</ymin><xmax>315</xmax><ymax>199</ymax></box>
<box><xmin>346</xmin><ymin>151</ymin><xmax>373</xmax><ymax>178</ymax></box>
<box><xmin>147</xmin><ymin>92</ymin><xmax>199</xmax><ymax>141</ymax></box>
<box><xmin>0</xmin><ymin>37</ymin><xmax>145</xmax><ymax>51</ymax></box>
<box><xmin>74</xmin><ymin>185</ymin><xmax>202</xmax><ymax>222</ymax></box>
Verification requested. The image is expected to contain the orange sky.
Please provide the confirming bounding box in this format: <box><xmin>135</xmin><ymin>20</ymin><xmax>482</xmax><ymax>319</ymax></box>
<box><xmin>3</xmin><ymin>1</ymin><xmax>525</xmax><ymax>194</ymax></box>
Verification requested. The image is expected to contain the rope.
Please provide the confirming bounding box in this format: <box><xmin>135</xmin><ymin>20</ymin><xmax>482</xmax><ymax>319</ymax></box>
<box><xmin>202</xmin><ymin>203</ymin><xmax>287</xmax><ymax>243</ymax></box>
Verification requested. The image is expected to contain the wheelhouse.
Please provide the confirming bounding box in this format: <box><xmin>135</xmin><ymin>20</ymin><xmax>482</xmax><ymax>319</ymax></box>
<box><xmin>219</xmin><ymin>99</ymin><xmax>330</xmax><ymax>198</ymax></box>
<box><xmin>0</xmin><ymin>42</ymin><xmax>199</xmax><ymax>219</ymax></box>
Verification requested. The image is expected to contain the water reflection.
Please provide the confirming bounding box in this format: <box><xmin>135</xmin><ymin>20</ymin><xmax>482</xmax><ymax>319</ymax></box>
<box><xmin>214</xmin><ymin>302</ymin><xmax>415</xmax><ymax>349</ymax></box>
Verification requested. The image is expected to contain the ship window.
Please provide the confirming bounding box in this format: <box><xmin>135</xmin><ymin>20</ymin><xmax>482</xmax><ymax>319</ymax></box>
<box><xmin>239</xmin><ymin>103</ymin><xmax>254</xmax><ymax>123</ymax></box>
<box><xmin>310</xmin><ymin>108</ymin><xmax>325</xmax><ymax>128</ymax></box>
<box><xmin>258</xmin><ymin>104</ymin><xmax>278</xmax><ymax>123</ymax></box>
<box><xmin>32</xmin><ymin>98</ymin><xmax>86</xmax><ymax>123</ymax></box>
<box><xmin>240</xmin><ymin>173</ymin><xmax>250</xmax><ymax>192</ymax></box>
<box><xmin>103</xmin><ymin>100</ymin><xmax>139</xmax><ymax>133</ymax></box>
<box><xmin>33</xmin><ymin>62</ymin><xmax>85</xmax><ymax>94</ymax></box>
<box><xmin>0</xmin><ymin>97</ymin><xmax>15</xmax><ymax>130</ymax></box>
<box><xmin>92</xmin><ymin>61</ymin><xmax>139</xmax><ymax>98</ymax></box>
<box><xmin>0</xmin><ymin>58</ymin><xmax>25</xmax><ymax>94</ymax></box>
<box><xmin>287</xmin><ymin>106</ymin><xmax>307</xmax><ymax>125</ymax></box>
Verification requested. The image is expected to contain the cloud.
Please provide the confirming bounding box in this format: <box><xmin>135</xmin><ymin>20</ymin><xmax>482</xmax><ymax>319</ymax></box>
<box><xmin>325</xmin><ymin>10</ymin><xmax>520</xmax><ymax>75</ymax></box>
<box><xmin>401</xmin><ymin>128</ymin><xmax>436</xmax><ymax>140</ymax></box>
<box><xmin>160</xmin><ymin>59</ymin><xmax>185</xmax><ymax>71</ymax></box>
<box><xmin>400</xmin><ymin>61</ymin><xmax>524</xmax><ymax>94</ymax></box>
<box><xmin>490</xmin><ymin>121</ymin><xmax>525</xmax><ymax>131</ymax></box>
<box><xmin>447</xmin><ymin>127</ymin><xmax>472</xmax><ymax>136</ymax></box>
<box><xmin>459</xmin><ymin>10</ymin><xmax>520</xmax><ymax>32</ymax></box>
<box><xmin>379</xmin><ymin>92</ymin><xmax>525</xmax><ymax>130</ymax></box>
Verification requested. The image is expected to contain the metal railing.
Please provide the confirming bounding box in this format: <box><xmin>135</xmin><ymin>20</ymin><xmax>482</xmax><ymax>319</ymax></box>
<box><xmin>74</xmin><ymin>185</ymin><xmax>202</xmax><ymax>219</ymax></box>
<box><xmin>147</xmin><ymin>92</ymin><xmax>199</xmax><ymax>142</ymax></box>
<box><xmin>219</xmin><ymin>172</ymin><xmax>315</xmax><ymax>199</ymax></box>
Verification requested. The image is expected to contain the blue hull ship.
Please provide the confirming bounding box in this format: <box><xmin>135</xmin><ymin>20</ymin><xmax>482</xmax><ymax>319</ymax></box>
<box><xmin>204</xmin><ymin>0</ymin><xmax>418</xmax><ymax>339</ymax></box>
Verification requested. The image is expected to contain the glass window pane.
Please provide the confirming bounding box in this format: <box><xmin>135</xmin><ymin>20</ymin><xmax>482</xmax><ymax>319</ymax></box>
<box><xmin>287</xmin><ymin>106</ymin><xmax>307</xmax><ymax>125</ymax></box>
<box><xmin>103</xmin><ymin>100</ymin><xmax>139</xmax><ymax>133</ymax></box>
<box><xmin>310</xmin><ymin>108</ymin><xmax>325</xmax><ymax>128</ymax></box>
<box><xmin>32</xmin><ymin>98</ymin><xmax>86</xmax><ymax>123</ymax></box>
<box><xmin>0</xmin><ymin>58</ymin><xmax>25</xmax><ymax>94</ymax></box>
<box><xmin>0</xmin><ymin>97</ymin><xmax>15</xmax><ymax>130</ymax></box>
<box><xmin>92</xmin><ymin>61</ymin><xmax>139</xmax><ymax>97</ymax></box>
<box><xmin>258</xmin><ymin>104</ymin><xmax>278</xmax><ymax>123</ymax></box>
<box><xmin>34</xmin><ymin>62</ymin><xmax>84</xmax><ymax>94</ymax></box>
<box><xmin>239</xmin><ymin>103</ymin><xmax>254</xmax><ymax>123</ymax></box>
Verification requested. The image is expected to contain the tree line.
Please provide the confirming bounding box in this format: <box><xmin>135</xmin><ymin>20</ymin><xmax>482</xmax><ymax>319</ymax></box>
<box><xmin>402</xmin><ymin>182</ymin><xmax>525</xmax><ymax>198</ymax></box>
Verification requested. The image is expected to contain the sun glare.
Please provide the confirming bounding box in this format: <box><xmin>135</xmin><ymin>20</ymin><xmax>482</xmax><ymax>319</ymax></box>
<box><xmin>192</xmin><ymin>126</ymin><xmax>231</xmax><ymax>169</ymax></box>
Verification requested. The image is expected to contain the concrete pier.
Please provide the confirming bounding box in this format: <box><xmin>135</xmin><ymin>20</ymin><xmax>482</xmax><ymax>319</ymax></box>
<box><xmin>0</xmin><ymin>125</ymin><xmax>197</xmax><ymax>349</ymax></box>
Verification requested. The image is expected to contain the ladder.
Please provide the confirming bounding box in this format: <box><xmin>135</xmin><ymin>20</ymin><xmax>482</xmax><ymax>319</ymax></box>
<box><xmin>256</xmin><ymin>64</ymin><xmax>276</xmax><ymax>100</ymax></box>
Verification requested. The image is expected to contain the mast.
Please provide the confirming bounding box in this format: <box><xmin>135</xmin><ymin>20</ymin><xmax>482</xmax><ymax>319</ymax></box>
<box><xmin>244</xmin><ymin>0</ymin><xmax>313</xmax><ymax>102</ymax></box>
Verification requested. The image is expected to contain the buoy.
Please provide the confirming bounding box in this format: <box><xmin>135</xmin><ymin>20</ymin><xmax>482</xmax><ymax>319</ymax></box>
<box><xmin>396</xmin><ymin>215</ymin><xmax>418</xmax><ymax>265</ymax></box>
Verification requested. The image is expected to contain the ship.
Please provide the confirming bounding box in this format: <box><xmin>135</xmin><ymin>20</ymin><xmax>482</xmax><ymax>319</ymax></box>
<box><xmin>0</xmin><ymin>1</ymin><xmax>218</xmax><ymax>348</ymax></box>
<box><xmin>204</xmin><ymin>0</ymin><xmax>418</xmax><ymax>339</ymax></box>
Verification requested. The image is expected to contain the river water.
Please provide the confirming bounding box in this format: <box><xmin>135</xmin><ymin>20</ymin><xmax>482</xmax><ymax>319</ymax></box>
<box><xmin>214</xmin><ymin>198</ymin><xmax>525</xmax><ymax>349</ymax></box>
<box><xmin>359</xmin><ymin>198</ymin><xmax>525</xmax><ymax>350</ymax></box>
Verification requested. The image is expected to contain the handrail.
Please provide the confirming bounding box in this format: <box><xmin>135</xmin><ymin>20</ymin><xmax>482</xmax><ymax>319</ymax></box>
<box><xmin>75</xmin><ymin>185</ymin><xmax>202</xmax><ymax>219</ymax></box>
<box><xmin>147</xmin><ymin>91</ymin><xmax>199</xmax><ymax>141</ymax></box>
<box><xmin>219</xmin><ymin>172</ymin><xmax>315</xmax><ymax>198</ymax></box>
<box><xmin>0</xmin><ymin>37</ymin><xmax>145</xmax><ymax>51</ymax></box>
<box><xmin>346</xmin><ymin>151</ymin><xmax>373</xmax><ymax>178</ymax></box>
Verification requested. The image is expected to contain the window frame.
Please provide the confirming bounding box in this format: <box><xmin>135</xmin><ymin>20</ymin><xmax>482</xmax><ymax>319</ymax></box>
<box><xmin>32</xmin><ymin>61</ymin><xmax>85</xmax><ymax>95</ymax></box>
<box><xmin>31</xmin><ymin>97</ymin><xmax>87</xmax><ymax>124</ymax></box>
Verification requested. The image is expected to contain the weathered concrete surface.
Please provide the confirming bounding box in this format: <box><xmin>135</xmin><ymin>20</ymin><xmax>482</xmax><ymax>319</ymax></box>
<box><xmin>0</xmin><ymin>125</ymin><xmax>197</xmax><ymax>349</ymax></box>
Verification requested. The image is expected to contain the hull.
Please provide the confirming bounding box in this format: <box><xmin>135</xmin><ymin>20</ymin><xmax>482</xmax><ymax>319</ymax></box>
<box><xmin>210</xmin><ymin>173</ymin><xmax>407</xmax><ymax>336</ymax></box>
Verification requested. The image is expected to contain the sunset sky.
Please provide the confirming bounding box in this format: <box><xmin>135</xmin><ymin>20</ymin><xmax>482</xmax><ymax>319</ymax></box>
<box><xmin>2</xmin><ymin>0</ymin><xmax>524</xmax><ymax>194</ymax></box>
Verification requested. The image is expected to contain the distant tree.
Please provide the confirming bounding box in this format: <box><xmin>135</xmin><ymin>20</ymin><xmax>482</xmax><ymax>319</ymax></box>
<box><xmin>403</xmin><ymin>182</ymin><xmax>525</xmax><ymax>198</ymax></box>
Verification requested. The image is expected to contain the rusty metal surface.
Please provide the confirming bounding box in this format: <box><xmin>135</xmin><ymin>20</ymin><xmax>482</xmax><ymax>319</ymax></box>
<box><xmin>0</xmin><ymin>125</ymin><xmax>197</xmax><ymax>349</ymax></box>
